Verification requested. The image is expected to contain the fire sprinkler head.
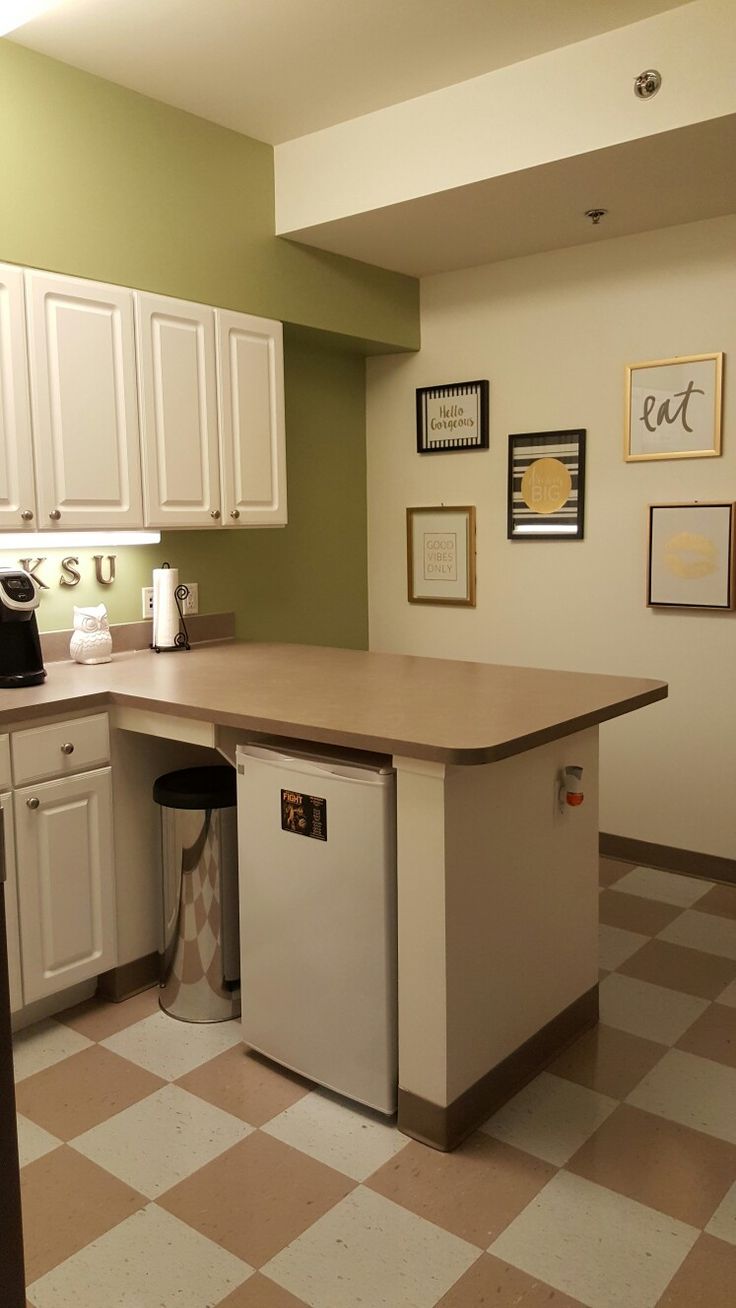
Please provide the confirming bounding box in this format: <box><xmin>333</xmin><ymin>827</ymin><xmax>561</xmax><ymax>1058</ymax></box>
<box><xmin>584</xmin><ymin>208</ymin><xmax>608</xmax><ymax>225</ymax></box>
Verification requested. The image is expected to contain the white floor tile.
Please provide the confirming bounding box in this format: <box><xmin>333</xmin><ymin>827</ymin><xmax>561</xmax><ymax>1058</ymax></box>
<box><xmin>16</xmin><ymin>1114</ymin><xmax>61</xmax><ymax>1168</ymax></box>
<box><xmin>612</xmin><ymin>865</ymin><xmax>713</xmax><ymax>908</ymax></box>
<box><xmin>627</xmin><ymin>1048</ymin><xmax>736</xmax><ymax>1145</ymax></box>
<box><xmin>599</xmin><ymin>973</ymin><xmax>708</xmax><ymax>1045</ymax></box>
<box><xmin>658</xmin><ymin>910</ymin><xmax>736</xmax><ymax>961</ymax></box>
<box><xmin>100</xmin><ymin>1009</ymin><xmax>242</xmax><ymax>1080</ymax></box>
<box><xmin>263</xmin><ymin>1089</ymin><xmax>408</xmax><ymax>1181</ymax></box>
<box><xmin>70</xmin><ymin>1083</ymin><xmax>252</xmax><ymax>1198</ymax></box>
<box><xmin>706</xmin><ymin>1182</ymin><xmax>736</xmax><ymax>1246</ymax></box>
<box><xmin>480</xmin><ymin>1071</ymin><xmax>616</xmax><ymax>1166</ymax></box>
<box><xmin>262</xmin><ymin>1187</ymin><xmax>479</xmax><ymax>1308</ymax></box>
<box><xmin>12</xmin><ymin>1019</ymin><xmax>93</xmax><ymax>1083</ymax></box>
<box><xmin>716</xmin><ymin>977</ymin><xmax>736</xmax><ymax>1007</ymax></box>
<box><xmin>489</xmin><ymin>1170</ymin><xmax>698</xmax><ymax>1308</ymax></box>
<box><xmin>598</xmin><ymin>923</ymin><xmax>648</xmax><ymax>971</ymax></box>
<box><xmin>27</xmin><ymin>1203</ymin><xmax>252</xmax><ymax>1308</ymax></box>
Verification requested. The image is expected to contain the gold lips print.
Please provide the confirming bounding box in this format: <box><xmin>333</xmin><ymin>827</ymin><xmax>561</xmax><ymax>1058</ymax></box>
<box><xmin>521</xmin><ymin>458</ymin><xmax>572</xmax><ymax>515</ymax></box>
<box><xmin>664</xmin><ymin>531</ymin><xmax>717</xmax><ymax>580</ymax></box>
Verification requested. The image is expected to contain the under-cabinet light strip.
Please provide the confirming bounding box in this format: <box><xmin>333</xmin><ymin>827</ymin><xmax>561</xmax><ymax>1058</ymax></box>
<box><xmin>0</xmin><ymin>532</ymin><xmax>161</xmax><ymax>550</ymax></box>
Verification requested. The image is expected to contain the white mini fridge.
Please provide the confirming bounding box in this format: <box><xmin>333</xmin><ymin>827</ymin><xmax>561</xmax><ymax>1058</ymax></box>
<box><xmin>236</xmin><ymin>743</ymin><xmax>397</xmax><ymax>1114</ymax></box>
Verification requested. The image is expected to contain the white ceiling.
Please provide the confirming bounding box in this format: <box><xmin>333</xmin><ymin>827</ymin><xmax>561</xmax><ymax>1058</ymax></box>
<box><xmin>10</xmin><ymin>0</ymin><xmax>692</xmax><ymax>145</ymax></box>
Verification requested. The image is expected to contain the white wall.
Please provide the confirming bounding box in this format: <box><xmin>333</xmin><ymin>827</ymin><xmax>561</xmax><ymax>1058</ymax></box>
<box><xmin>367</xmin><ymin>215</ymin><xmax>736</xmax><ymax>860</ymax></box>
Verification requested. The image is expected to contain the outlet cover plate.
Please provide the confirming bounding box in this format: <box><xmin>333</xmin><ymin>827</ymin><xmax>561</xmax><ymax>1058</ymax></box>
<box><xmin>141</xmin><ymin>586</ymin><xmax>153</xmax><ymax>618</ymax></box>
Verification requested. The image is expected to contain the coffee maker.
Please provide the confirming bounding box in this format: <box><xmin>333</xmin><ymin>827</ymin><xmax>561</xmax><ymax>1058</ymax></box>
<box><xmin>0</xmin><ymin>569</ymin><xmax>46</xmax><ymax>688</ymax></box>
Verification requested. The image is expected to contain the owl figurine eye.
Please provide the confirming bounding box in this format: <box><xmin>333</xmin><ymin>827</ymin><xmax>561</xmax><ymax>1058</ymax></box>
<box><xmin>70</xmin><ymin>604</ymin><xmax>113</xmax><ymax>665</ymax></box>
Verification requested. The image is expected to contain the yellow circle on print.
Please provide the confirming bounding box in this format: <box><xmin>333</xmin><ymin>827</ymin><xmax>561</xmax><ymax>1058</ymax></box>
<box><xmin>664</xmin><ymin>531</ymin><xmax>716</xmax><ymax>580</ymax></box>
<box><xmin>521</xmin><ymin>458</ymin><xmax>572</xmax><ymax>515</ymax></box>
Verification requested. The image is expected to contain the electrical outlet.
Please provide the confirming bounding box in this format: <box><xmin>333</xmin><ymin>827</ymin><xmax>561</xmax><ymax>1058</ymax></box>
<box><xmin>182</xmin><ymin>583</ymin><xmax>198</xmax><ymax>615</ymax></box>
<box><xmin>141</xmin><ymin>586</ymin><xmax>153</xmax><ymax>618</ymax></box>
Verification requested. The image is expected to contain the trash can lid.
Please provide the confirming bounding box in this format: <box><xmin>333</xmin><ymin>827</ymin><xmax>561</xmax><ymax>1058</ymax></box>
<box><xmin>153</xmin><ymin>765</ymin><xmax>236</xmax><ymax>810</ymax></box>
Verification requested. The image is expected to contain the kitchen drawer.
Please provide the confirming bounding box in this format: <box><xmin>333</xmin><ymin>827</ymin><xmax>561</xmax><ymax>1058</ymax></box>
<box><xmin>0</xmin><ymin>735</ymin><xmax>10</xmax><ymax>790</ymax></box>
<box><xmin>12</xmin><ymin>714</ymin><xmax>110</xmax><ymax>785</ymax></box>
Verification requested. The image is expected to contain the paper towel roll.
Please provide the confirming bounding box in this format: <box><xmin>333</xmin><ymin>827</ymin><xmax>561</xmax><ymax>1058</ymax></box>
<box><xmin>152</xmin><ymin>566</ymin><xmax>180</xmax><ymax>649</ymax></box>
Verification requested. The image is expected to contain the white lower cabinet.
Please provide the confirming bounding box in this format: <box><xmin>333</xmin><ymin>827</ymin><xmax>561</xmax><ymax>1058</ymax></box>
<box><xmin>14</xmin><ymin>767</ymin><xmax>116</xmax><ymax>1003</ymax></box>
<box><xmin>2</xmin><ymin>793</ymin><xmax>23</xmax><ymax>1014</ymax></box>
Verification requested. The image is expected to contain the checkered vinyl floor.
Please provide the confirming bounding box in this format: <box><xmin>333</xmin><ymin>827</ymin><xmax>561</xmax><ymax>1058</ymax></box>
<box><xmin>13</xmin><ymin>858</ymin><xmax>736</xmax><ymax>1308</ymax></box>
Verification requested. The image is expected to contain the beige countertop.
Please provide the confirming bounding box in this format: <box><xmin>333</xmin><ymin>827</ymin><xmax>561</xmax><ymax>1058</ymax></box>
<box><xmin>0</xmin><ymin>642</ymin><xmax>667</xmax><ymax>764</ymax></box>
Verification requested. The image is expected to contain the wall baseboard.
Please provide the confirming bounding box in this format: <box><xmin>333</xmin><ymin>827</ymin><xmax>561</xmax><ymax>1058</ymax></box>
<box><xmin>398</xmin><ymin>984</ymin><xmax>598</xmax><ymax>1152</ymax></box>
<box><xmin>600</xmin><ymin>833</ymin><xmax>736</xmax><ymax>886</ymax></box>
<box><xmin>97</xmin><ymin>953</ymin><xmax>160</xmax><ymax>1003</ymax></box>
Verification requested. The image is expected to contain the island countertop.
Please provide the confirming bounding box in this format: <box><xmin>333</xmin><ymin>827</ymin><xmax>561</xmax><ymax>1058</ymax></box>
<box><xmin>0</xmin><ymin>642</ymin><xmax>667</xmax><ymax>764</ymax></box>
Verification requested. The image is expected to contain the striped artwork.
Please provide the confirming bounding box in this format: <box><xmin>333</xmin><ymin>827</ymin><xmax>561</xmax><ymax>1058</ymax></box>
<box><xmin>416</xmin><ymin>379</ymin><xmax>489</xmax><ymax>453</ymax></box>
<box><xmin>507</xmin><ymin>429</ymin><xmax>586</xmax><ymax>539</ymax></box>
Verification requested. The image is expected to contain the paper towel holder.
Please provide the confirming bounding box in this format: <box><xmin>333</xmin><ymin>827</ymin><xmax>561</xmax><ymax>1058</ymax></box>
<box><xmin>151</xmin><ymin>562</ymin><xmax>191</xmax><ymax>654</ymax></box>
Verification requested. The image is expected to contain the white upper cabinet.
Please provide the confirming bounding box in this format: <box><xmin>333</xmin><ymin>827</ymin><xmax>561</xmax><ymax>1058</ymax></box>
<box><xmin>136</xmin><ymin>293</ymin><xmax>222</xmax><ymax>528</ymax></box>
<box><xmin>25</xmin><ymin>271</ymin><xmax>143</xmax><ymax>529</ymax></box>
<box><xmin>217</xmin><ymin>310</ymin><xmax>287</xmax><ymax>527</ymax></box>
<box><xmin>0</xmin><ymin>263</ymin><xmax>37</xmax><ymax>531</ymax></box>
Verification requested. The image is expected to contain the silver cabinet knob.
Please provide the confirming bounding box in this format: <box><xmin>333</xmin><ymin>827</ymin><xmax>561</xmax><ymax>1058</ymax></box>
<box><xmin>60</xmin><ymin>742</ymin><xmax>75</xmax><ymax>755</ymax></box>
<box><xmin>230</xmin><ymin>509</ymin><xmax>240</xmax><ymax>520</ymax></box>
<box><xmin>210</xmin><ymin>509</ymin><xmax>221</xmax><ymax>520</ymax></box>
<box><xmin>20</xmin><ymin>509</ymin><xmax>34</xmax><ymax>522</ymax></box>
<box><xmin>26</xmin><ymin>797</ymin><xmax>40</xmax><ymax>810</ymax></box>
<box><xmin>49</xmin><ymin>509</ymin><xmax>61</xmax><ymax>521</ymax></box>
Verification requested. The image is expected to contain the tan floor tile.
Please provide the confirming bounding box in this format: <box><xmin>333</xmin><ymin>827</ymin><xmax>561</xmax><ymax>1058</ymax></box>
<box><xmin>697</xmin><ymin>883</ymin><xmax>736</xmax><ymax>921</ymax></box>
<box><xmin>436</xmin><ymin>1251</ymin><xmax>586</xmax><ymax>1306</ymax></box>
<box><xmin>159</xmin><ymin>1130</ymin><xmax>354</xmax><ymax>1268</ymax></box>
<box><xmin>216</xmin><ymin>1273</ymin><xmax>309</xmax><ymax>1307</ymax></box>
<box><xmin>618</xmin><ymin>938</ymin><xmax>736</xmax><ymax>1000</ymax></box>
<box><xmin>20</xmin><ymin>1144</ymin><xmax>145</xmax><ymax>1283</ymax></box>
<box><xmin>177</xmin><ymin>1043</ymin><xmax>311</xmax><ymax>1127</ymax></box>
<box><xmin>567</xmin><ymin>1103</ymin><xmax>736</xmax><ymax>1227</ymax></box>
<box><xmin>55</xmin><ymin>986</ymin><xmax>161</xmax><ymax>1041</ymax></box>
<box><xmin>657</xmin><ymin>1233</ymin><xmax>736</xmax><ymax>1307</ymax></box>
<box><xmin>548</xmin><ymin>1022</ymin><xmax>666</xmax><ymax>1099</ymax></box>
<box><xmin>15</xmin><ymin>1044</ymin><xmax>165</xmax><ymax>1140</ymax></box>
<box><xmin>367</xmin><ymin>1134</ymin><xmax>556</xmax><ymax>1249</ymax></box>
<box><xmin>598</xmin><ymin>889</ymin><xmax>683</xmax><ymax>935</ymax></box>
<box><xmin>599</xmin><ymin>857</ymin><xmax>633</xmax><ymax>888</ymax></box>
<box><xmin>677</xmin><ymin>1003</ymin><xmax>736</xmax><ymax>1068</ymax></box>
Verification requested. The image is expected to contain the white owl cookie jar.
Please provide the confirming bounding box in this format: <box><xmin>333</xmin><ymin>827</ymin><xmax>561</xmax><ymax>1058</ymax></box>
<box><xmin>69</xmin><ymin>605</ymin><xmax>113</xmax><ymax>665</ymax></box>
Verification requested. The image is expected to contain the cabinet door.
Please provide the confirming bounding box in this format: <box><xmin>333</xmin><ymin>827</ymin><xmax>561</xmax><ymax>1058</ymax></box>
<box><xmin>2</xmin><ymin>795</ymin><xmax>23</xmax><ymax>1014</ymax></box>
<box><xmin>136</xmin><ymin>293</ymin><xmax>222</xmax><ymax>528</ymax></box>
<box><xmin>15</xmin><ymin>768</ymin><xmax>116</xmax><ymax>1003</ymax></box>
<box><xmin>25</xmin><ymin>271</ymin><xmax>143</xmax><ymax>529</ymax></box>
<box><xmin>0</xmin><ymin>264</ymin><xmax>37</xmax><ymax>531</ymax></box>
<box><xmin>217</xmin><ymin>310</ymin><xmax>287</xmax><ymax>527</ymax></box>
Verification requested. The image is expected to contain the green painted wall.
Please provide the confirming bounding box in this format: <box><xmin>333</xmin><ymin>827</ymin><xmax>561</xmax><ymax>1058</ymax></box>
<box><xmin>0</xmin><ymin>40</ymin><xmax>418</xmax><ymax>649</ymax></box>
<box><xmin>0</xmin><ymin>40</ymin><xmax>418</xmax><ymax>348</ymax></box>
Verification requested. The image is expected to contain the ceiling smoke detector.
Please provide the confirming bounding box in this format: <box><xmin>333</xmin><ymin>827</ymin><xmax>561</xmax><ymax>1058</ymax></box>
<box><xmin>585</xmin><ymin>209</ymin><xmax>608</xmax><ymax>226</ymax></box>
<box><xmin>634</xmin><ymin>69</ymin><xmax>662</xmax><ymax>99</ymax></box>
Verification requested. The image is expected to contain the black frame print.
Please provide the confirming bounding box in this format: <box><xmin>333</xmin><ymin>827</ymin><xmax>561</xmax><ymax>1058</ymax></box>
<box><xmin>416</xmin><ymin>380</ymin><xmax>489</xmax><ymax>454</ymax></box>
<box><xmin>508</xmin><ymin>429</ymin><xmax>586</xmax><ymax>541</ymax></box>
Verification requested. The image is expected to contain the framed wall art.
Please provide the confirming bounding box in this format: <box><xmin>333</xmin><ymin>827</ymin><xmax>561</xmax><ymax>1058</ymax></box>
<box><xmin>416</xmin><ymin>380</ymin><xmax>489</xmax><ymax>454</ymax></box>
<box><xmin>507</xmin><ymin>429</ymin><xmax>586</xmax><ymax>540</ymax></box>
<box><xmin>625</xmin><ymin>353</ymin><xmax>723</xmax><ymax>461</ymax></box>
<box><xmin>406</xmin><ymin>506</ymin><xmax>476</xmax><ymax>606</ymax></box>
<box><xmin>647</xmin><ymin>502</ymin><xmax>735</xmax><ymax>610</ymax></box>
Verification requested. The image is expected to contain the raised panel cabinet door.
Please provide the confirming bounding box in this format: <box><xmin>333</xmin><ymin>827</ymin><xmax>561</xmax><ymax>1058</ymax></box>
<box><xmin>136</xmin><ymin>293</ymin><xmax>222</xmax><ymax>527</ymax></box>
<box><xmin>1</xmin><ymin>796</ymin><xmax>23</xmax><ymax>1014</ymax></box>
<box><xmin>0</xmin><ymin>264</ymin><xmax>37</xmax><ymax>531</ymax></box>
<box><xmin>25</xmin><ymin>270</ymin><xmax>143</xmax><ymax>529</ymax></box>
<box><xmin>217</xmin><ymin>310</ymin><xmax>287</xmax><ymax>527</ymax></box>
<box><xmin>15</xmin><ymin>768</ymin><xmax>116</xmax><ymax>1003</ymax></box>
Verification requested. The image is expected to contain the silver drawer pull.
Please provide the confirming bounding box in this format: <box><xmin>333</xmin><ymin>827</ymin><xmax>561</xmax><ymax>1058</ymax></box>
<box><xmin>60</xmin><ymin>742</ymin><xmax>75</xmax><ymax>755</ymax></box>
<box><xmin>20</xmin><ymin>509</ymin><xmax>34</xmax><ymax>522</ymax></box>
<box><xmin>230</xmin><ymin>509</ymin><xmax>240</xmax><ymax>519</ymax></box>
<box><xmin>49</xmin><ymin>508</ymin><xmax>61</xmax><ymax>521</ymax></box>
<box><xmin>26</xmin><ymin>797</ymin><xmax>40</xmax><ymax>810</ymax></box>
<box><xmin>210</xmin><ymin>509</ymin><xmax>221</xmax><ymax>520</ymax></box>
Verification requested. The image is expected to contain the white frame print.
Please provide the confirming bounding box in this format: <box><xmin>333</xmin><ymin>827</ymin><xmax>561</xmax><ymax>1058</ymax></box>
<box><xmin>406</xmin><ymin>506</ymin><xmax>476</xmax><ymax>606</ymax></box>
<box><xmin>625</xmin><ymin>353</ymin><xmax>723</xmax><ymax>461</ymax></box>
<box><xmin>648</xmin><ymin>502</ymin><xmax>735</xmax><ymax>610</ymax></box>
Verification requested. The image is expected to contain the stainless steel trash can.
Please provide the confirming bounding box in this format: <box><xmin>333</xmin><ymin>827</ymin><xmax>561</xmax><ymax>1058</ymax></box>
<box><xmin>154</xmin><ymin>766</ymin><xmax>240</xmax><ymax>1023</ymax></box>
